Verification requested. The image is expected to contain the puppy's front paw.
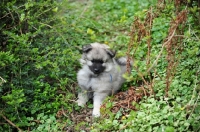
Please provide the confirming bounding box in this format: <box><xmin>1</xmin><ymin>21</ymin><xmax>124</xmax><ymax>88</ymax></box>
<box><xmin>76</xmin><ymin>99</ymin><xmax>86</xmax><ymax>106</ymax></box>
<box><xmin>92</xmin><ymin>108</ymin><xmax>100</xmax><ymax>117</ymax></box>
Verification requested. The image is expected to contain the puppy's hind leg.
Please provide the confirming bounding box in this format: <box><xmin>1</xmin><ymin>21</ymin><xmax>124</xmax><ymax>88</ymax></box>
<box><xmin>77</xmin><ymin>91</ymin><xmax>89</xmax><ymax>106</ymax></box>
<box><xmin>92</xmin><ymin>92</ymin><xmax>108</xmax><ymax>117</ymax></box>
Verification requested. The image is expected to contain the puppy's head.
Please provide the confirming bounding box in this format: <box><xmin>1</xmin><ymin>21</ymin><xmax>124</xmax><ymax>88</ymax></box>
<box><xmin>81</xmin><ymin>42</ymin><xmax>115</xmax><ymax>75</ymax></box>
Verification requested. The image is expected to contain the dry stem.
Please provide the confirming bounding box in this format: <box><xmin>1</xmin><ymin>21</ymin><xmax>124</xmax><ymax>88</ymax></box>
<box><xmin>1</xmin><ymin>114</ymin><xmax>23</xmax><ymax>131</ymax></box>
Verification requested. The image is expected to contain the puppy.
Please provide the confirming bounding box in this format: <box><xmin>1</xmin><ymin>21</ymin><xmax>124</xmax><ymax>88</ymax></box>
<box><xmin>77</xmin><ymin>42</ymin><xmax>129</xmax><ymax>117</ymax></box>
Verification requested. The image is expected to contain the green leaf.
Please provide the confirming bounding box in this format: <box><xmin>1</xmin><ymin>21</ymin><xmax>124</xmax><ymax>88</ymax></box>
<box><xmin>20</xmin><ymin>13</ymin><xmax>25</xmax><ymax>21</ymax></box>
<box><xmin>106</xmin><ymin>102</ymin><xmax>113</xmax><ymax>108</ymax></box>
<box><xmin>88</xmin><ymin>104</ymin><xmax>93</xmax><ymax>108</ymax></box>
<box><xmin>165</xmin><ymin>126</ymin><xmax>175</xmax><ymax>132</ymax></box>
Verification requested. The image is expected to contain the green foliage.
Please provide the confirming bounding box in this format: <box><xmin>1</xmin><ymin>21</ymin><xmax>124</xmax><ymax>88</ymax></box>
<box><xmin>0</xmin><ymin>0</ymin><xmax>199</xmax><ymax>131</ymax></box>
<box><xmin>0</xmin><ymin>0</ymin><xmax>80</xmax><ymax>131</ymax></box>
<box><xmin>30</xmin><ymin>114</ymin><xmax>63</xmax><ymax>132</ymax></box>
<box><xmin>91</xmin><ymin>97</ymin><xmax>199</xmax><ymax>132</ymax></box>
<box><xmin>2</xmin><ymin>89</ymin><xmax>26</xmax><ymax>107</ymax></box>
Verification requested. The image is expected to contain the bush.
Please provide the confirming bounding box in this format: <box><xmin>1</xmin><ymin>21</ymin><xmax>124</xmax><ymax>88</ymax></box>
<box><xmin>0</xmin><ymin>0</ymin><xmax>82</xmax><ymax>131</ymax></box>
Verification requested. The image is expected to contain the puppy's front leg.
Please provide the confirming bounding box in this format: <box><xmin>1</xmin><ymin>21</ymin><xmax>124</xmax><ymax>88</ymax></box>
<box><xmin>77</xmin><ymin>91</ymin><xmax>89</xmax><ymax>106</ymax></box>
<box><xmin>92</xmin><ymin>93</ymin><xmax>108</xmax><ymax>117</ymax></box>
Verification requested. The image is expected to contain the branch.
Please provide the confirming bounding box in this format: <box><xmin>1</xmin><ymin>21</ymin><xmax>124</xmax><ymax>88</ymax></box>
<box><xmin>147</xmin><ymin>29</ymin><xmax>176</xmax><ymax>73</ymax></box>
<box><xmin>0</xmin><ymin>5</ymin><xmax>24</xmax><ymax>20</ymax></box>
<box><xmin>1</xmin><ymin>114</ymin><xmax>23</xmax><ymax>132</ymax></box>
<box><xmin>187</xmin><ymin>66</ymin><xmax>200</xmax><ymax>119</ymax></box>
<box><xmin>0</xmin><ymin>76</ymin><xmax>6</xmax><ymax>86</ymax></box>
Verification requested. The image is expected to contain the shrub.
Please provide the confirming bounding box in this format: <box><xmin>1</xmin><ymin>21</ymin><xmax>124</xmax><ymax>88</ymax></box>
<box><xmin>0</xmin><ymin>0</ymin><xmax>82</xmax><ymax>131</ymax></box>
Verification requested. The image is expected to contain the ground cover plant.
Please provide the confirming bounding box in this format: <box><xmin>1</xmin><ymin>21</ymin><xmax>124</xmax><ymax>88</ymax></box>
<box><xmin>0</xmin><ymin>0</ymin><xmax>199</xmax><ymax>131</ymax></box>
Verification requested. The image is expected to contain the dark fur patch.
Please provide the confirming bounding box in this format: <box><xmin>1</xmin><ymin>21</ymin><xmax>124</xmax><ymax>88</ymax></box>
<box><xmin>89</xmin><ymin>60</ymin><xmax>105</xmax><ymax>74</ymax></box>
<box><xmin>82</xmin><ymin>44</ymin><xmax>92</xmax><ymax>53</ymax></box>
<box><xmin>105</xmin><ymin>49</ymin><xmax>116</xmax><ymax>58</ymax></box>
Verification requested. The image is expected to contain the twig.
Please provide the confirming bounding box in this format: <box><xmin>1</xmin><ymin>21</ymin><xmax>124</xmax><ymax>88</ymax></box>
<box><xmin>62</xmin><ymin>106</ymin><xmax>68</xmax><ymax>118</ymax></box>
<box><xmin>147</xmin><ymin>29</ymin><xmax>176</xmax><ymax>73</ymax></box>
<box><xmin>188</xmin><ymin>92</ymin><xmax>200</xmax><ymax>118</ymax></box>
<box><xmin>0</xmin><ymin>76</ymin><xmax>6</xmax><ymax>86</ymax></box>
<box><xmin>1</xmin><ymin>114</ymin><xmax>23</xmax><ymax>132</ymax></box>
<box><xmin>147</xmin><ymin>10</ymin><xmax>187</xmax><ymax>74</ymax></box>
<box><xmin>141</xmin><ymin>86</ymin><xmax>147</xmax><ymax>96</ymax></box>
<box><xmin>0</xmin><ymin>76</ymin><xmax>6</xmax><ymax>83</ymax></box>
<box><xmin>146</xmin><ymin>6</ymin><xmax>153</xmax><ymax>65</ymax></box>
<box><xmin>118</xmin><ymin>122</ymin><xmax>131</xmax><ymax>131</ymax></box>
<box><xmin>0</xmin><ymin>5</ymin><xmax>24</xmax><ymax>20</ymax></box>
<box><xmin>187</xmin><ymin>66</ymin><xmax>200</xmax><ymax>110</ymax></box>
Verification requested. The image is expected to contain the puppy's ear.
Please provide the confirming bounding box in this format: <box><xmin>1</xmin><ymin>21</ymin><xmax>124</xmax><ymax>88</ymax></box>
<box><xmin>82</xmin><ymin>44</ymin><xmax>92</xmax><ymax>53</ymax></box>
<box><xmin>106</xmin><ymin>49</ymin><xmax>116</xmax><ymax>58</ymax></box>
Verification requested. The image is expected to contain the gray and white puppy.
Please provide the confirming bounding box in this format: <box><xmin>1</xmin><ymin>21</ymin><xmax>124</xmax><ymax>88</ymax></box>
<box><xmin>77</xmin><ymin>42</ymin><xmax>128</xmax><ymax>117</ymax></box>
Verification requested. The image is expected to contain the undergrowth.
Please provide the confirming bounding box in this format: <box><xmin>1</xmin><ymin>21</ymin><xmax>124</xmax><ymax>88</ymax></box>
<box><xmin>0</xmin><ymin>0</ymin><xmax>199</xmax><ymax>131</ymax></box>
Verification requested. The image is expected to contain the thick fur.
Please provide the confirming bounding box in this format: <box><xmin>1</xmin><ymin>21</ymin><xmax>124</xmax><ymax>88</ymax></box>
<box><xmin>77</xmin><ymin>42</ymin><xmax>128</xmax><ymax>117</ymax></box>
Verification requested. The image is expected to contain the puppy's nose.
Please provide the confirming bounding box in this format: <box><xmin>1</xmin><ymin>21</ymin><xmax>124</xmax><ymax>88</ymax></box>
<box><xmin>94</xmin><ymin>68</ymin><xmax>99</xmax><ymax>73</ymax></box>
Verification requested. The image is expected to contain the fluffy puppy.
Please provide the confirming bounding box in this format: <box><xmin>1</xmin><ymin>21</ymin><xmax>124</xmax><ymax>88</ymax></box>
<box><xmin>77</xmin><ymin>42</ymin><xmax>129</xmax><ymax>117</ymax></box>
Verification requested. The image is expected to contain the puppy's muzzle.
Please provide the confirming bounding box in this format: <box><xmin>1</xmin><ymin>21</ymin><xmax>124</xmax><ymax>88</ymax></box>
<box><xmin>94</xmin><ymin>68</ymin><xmax>100</xmax><ymax>74</ymax></box>
<box><xmin>89</xmin><ymin>60</ymin><xmax>105</xmax><ymax>75</ymax></box>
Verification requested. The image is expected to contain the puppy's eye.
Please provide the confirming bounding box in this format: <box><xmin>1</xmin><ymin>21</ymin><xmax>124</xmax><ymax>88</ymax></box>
<box><xmin>91</xmin><ymin>60</ymin><xmax>104</xmax><ymax>64</ymax></box>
